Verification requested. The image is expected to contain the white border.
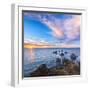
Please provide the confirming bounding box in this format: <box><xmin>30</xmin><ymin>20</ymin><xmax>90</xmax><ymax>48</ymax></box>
<box><xmin>11</xmin><ymin>4</ymin><xmax>87</xmax><ymax>87</ymax></box>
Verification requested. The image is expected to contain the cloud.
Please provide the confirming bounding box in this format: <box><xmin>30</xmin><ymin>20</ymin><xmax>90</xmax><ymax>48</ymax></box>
<box><xmin>24</xmin><ymin>38</ymin><xmax>51</xmax><ymax>46</ymax></box>
<box><xmin>24</xmin><ymin>13</ymin><xmax>64</xmax><ymax>39</ymax></box>
<box><xmin>64</xmin><ymin>16</ymin><xmax>81</xmax><ymax>40</ymax></box>
<box><xmin>35</xmin><ymin>13</ymin><xmax>80</xmax><ymax>42</ymax></box>
<box><xmin>24</xmin><ymin>12</ymin><xmax>81</xmax><ymax>46</ymax></box>
<box><xmin>40</xmin><ymin>16</ymin><xmax>64</xmax><ymax>39</ymax></box>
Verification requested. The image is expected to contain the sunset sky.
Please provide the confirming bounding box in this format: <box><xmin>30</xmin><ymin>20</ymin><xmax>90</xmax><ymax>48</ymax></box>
<box><xmin>23</xmin><ymin>11</ymin><xmax>81</xmax><ymax>48</ymax></box>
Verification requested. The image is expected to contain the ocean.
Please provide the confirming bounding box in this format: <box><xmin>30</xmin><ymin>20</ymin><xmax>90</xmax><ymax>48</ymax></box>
<box><xmin>23</xmin><ymin>48</ymin><xmax>80</xmax><ymax>77</ymax></box>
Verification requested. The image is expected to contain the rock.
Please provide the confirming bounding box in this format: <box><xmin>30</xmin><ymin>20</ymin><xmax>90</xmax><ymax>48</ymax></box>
<box><xmin>65</xmin><ymin>61</ymin><xmax>80</xmax><ymax>75</ymax></box>
<box><xmin>53</xmin><ymin>51</ymin><xmax>58</xmax><ymax>55</ymax></box>
<box><xmin>65</xmin><ymin>51</ymin><xmax>68</xmax><ymax>54</ymax></box>
<box><xmin>30</xmin><ymin>64</ymin><xmax>49</xmax><ymax>77</ymax></box>
<box><xmin>60</xmin><ymin>52</ymin><xmax>64</xmax><ymax>57</ymax></box>
<box><xmin>70</xmin><ymin>53</ymin><xmax>77</xmax><ymax>61</ymax></box>
<box><xmin>30</xmin><ymin>59</ymin><xmax>80</xmax><ymax>77</ymax></box>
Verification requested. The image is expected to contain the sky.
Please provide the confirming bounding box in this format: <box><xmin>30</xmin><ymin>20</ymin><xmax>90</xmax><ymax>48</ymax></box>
<box><xmin>23</xmin><ymin>11</ymin><xmax>81</xmax><ymax>48</ymax></box>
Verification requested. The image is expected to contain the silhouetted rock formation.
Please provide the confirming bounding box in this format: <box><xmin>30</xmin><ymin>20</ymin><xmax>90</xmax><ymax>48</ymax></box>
<box><xmin>29</xmin><ymin>50</ymin><xmax>80</xmax><ymax>77</ymax></box>
<box><xmin>30</xmin><ymin>64</ymin><xmax>49</xmax><ymax>77</ymax></box>
<box><xmin>30</xmin><ymin>59</ymin><xmax>80</xmax><ymax>77</ymax></box>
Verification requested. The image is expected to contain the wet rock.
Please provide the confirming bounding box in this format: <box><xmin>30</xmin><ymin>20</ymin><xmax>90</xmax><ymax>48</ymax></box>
<box><xmin>60</xmin><ymin>53</ymin><xmax>64</xmax><ymax>57</ymax></box>
<box><xmin>70</xmin><ymin>53</ymin><xmax>77</xmax><ymax>61</ymax></box>
<box><xmin>65</xmin><ymin>61</ymin><xmax>80</xmax><ymax>75</ymax></box>
<box><xmin>30</xmin><ymin>64</ymin><xmax>49</xmax><ymax>77</ymax></box>
<box><xmin>53</xmin><ymin>51</ymin><xmax>58</xmax><ymax>55</ymax></box>
<box><xmin>30</xmin><ymin>59</ymin><xmax>80</xmax><ymax>77</ymax></box>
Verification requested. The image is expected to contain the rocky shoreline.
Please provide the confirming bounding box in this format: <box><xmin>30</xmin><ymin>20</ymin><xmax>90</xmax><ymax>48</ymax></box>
<box><xmin>25</xmin><ymin>59</ymin><xmax>80</xmax><ymax>77</ymax></box>
<box><xmin>24</xmin><ymin>50</ymin><xmax>80</xmax><ymax>77</ymax></box>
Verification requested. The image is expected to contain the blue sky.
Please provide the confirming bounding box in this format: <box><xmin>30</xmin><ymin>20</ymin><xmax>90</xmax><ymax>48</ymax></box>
<box><xmin>23</xmin><ymin>11</ymin><xmax>81</xmax><ymax>47</ymax></box>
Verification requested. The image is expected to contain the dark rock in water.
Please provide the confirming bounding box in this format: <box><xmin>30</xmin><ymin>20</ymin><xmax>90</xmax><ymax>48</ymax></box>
<box><xmin>70</xmin><ymin>53</ymin><xmax>77</xmax><ymax>61</ymax></box>
<box><xmin>60</xmin><ymin>52</ymin><xmax>64</xmax><ymax>57</ymax></box>
<box><xmin>30</xmin><ymin>64</ymin><xmax>49</xmax><ymax>77</ymax></box>
<box><xmin>65</xmin><ymin>51</ymin><xmax>68</xmax><ymax>54</ymax></box>
<box><xmin>53</xmin><ymin>51</ymin><xmax>58</xmax><ymax>55</ymax></box>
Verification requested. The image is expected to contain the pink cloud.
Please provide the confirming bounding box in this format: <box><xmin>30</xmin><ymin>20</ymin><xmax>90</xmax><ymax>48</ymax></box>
<box><xmin>42</xmin><ymin>19</ymin><xmax>64</xmax><ymax>38</ymax></box>
<box><xmin>64</xmin><ymin>15</ymin><xmax>81</xmax><ymax>40</ymax></box>
<box><xmin>25</xmin><ymin>13</ymin><xmax>81</xmax><ymax>42</ymax></box>
<box><xmin>39</xmin><ymin>14</ymin><xmax>81</xmax><ymax>41</ymax></box>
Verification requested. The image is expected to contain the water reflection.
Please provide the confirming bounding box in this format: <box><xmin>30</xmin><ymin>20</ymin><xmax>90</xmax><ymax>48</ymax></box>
<box><xmin>29</xmin><ymin>48</ymin><xmax>35</xmax><ymax>63</ymax></box>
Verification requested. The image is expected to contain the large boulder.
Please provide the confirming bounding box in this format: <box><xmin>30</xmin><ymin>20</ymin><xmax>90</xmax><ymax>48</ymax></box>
<box><xmin>30</xmin><ymin>64</ymin><xmax>49</xmax><ymax>77</ymax></box>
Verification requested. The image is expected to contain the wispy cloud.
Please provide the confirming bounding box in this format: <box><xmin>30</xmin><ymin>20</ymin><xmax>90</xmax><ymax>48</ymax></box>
<box><xmin>24</xmin><ymin>12</ymin><xmax>81</xmax><ymax>46</ymax></box>
<box><xmin>24</xmin><ymin>38</ymin><xmax>51</xmax><ymax>46</ymax></box>
<box><xmin>63</xmin><ymin>16</ymin><xmax>80</xmax><ymax>40</ymax></box>
<box><xmin>39</xmin><ymin>15</ymin><xmax>64</xmax><ymax>39</ymax></box>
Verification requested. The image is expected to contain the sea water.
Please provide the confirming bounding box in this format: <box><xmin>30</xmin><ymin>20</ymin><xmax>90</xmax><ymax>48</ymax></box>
<box><xmin>24</xmin><ymin>48</ymin><xmax>80</xmax><ymax>77</ymax></box>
